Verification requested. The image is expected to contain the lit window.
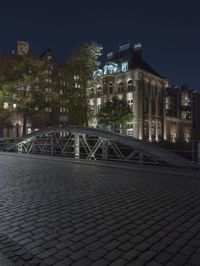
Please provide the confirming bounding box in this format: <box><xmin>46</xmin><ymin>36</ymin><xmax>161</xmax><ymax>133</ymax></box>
<box><xmin>97</xmin><ymin>104</ymin><xmax>101</xmax><ymax>112</ymax></box>
<box><xmin>127</xmin><ymin>129</ymin><xmax>133</xmax><ymax>136</ymax></box>
<box><xmin>170</xmin><ymin>132</ymin><xmax>176</xmax><ymax>142</ymax></box>
<box><xmin>74</xmin><ymin>75</ymin><xmax>79</xmax><ymax>80</ymax></box>
<box><xmin>45</xmin><ymin>107</ymin><xmax>52</xmax><ymax>112</ymax></box>
<box><xmin>122</xmin><ymin>62</ymin><xmax>128</xmax><ymax>72</ymax></box>
<box><xmin>181</xmin><ymin>111</ymin><xmax>191</xmax><ymax>120</ymax></box>
<box><xmin>3</xmin><ymin>102</ymin><xmax>8</xmax><ymax>109</ymax></box>
<box><xmin>97</xmin><ymin>87</ymin><xmax>102</xmax><ymax>97</ymax></box>
<box><xmin>127</xmin><ymin>80</ymin><xmax>134</xmax><ymax>92</ymax></box>
<box><xmin>184</xmin><ymin>133</ymin><xmax>190</xmax><ymax>142</ymax></box>
<box><xmin>97</xmin><ymin>98</ymin><xmax>101</xmax><ymax>106</ymax></box>
<box><xmin>90</xmin><ymin>99</ymin><xmax>94</xmax><ymax>110</ymax></box>
<box><xmin>118</xmin><ymin>82</ymin><xmax>124</xmax><ymax>94</ymax></box>
<box><xmin>103</xmin><ymin>63</ymin><xmax>118</xmax><ymax>75</ymax></box>
<box><xmin>127</xmin><ymin>99</ymin><xmax>133</xmax><ymax>108</ymax></box>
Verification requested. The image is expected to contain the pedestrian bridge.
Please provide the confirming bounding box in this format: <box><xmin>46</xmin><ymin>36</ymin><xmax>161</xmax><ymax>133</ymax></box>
<box><xmin>7</xmin><ymin>126</ymin><xmax>194</xmax><ymax>168</ymax></box>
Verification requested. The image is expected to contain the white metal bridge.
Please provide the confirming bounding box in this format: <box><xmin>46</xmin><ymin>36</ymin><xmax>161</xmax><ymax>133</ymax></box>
<box><xmin>6</xmin><ymin>126</ymin><xmax>195</xmax><ymax>168</ymax></box>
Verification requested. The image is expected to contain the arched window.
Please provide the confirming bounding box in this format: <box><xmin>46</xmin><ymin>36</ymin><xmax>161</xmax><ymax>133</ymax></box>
<box><xmin>97</xmin><ymin>87</ymin><xmax>102</xmax><ymax>97</ymax></box>
<box><xmin>118</xmin><ymin>82</ymin><xmax>124</xmax><ymax>94</ymax></box>
<box><xmin>127</xmin><ymin>80</ymin><xmax>134</xmax><ymax>92</ymax></box>
<box><xmin>109</xmin><ymin>82</ymin><xmax>113</xmax><ymax>94</ymax></box>
<box><xmin>127</xmin><ymin>99</ymin><xmax>133</xmax><ymax>109</ymax></box>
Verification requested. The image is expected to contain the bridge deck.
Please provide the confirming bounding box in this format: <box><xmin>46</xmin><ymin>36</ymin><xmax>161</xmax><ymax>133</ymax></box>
<box><xmin>0</xmin><ymin>153</ymin><xmax>199</xmax><ymax>265</ymax></box>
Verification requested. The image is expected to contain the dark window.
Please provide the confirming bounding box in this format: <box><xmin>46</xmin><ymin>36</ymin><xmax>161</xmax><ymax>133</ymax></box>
<box><xmin>127</xmin><ymin>80</ymin><xmax>134</xmax><ymax>92</ymax></box>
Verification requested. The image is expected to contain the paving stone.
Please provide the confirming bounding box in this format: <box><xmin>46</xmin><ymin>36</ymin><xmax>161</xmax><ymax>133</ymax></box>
<box><xmin>118</xmin><ymin>242</ymin><xmax>135</xmax><ymax>251</ymax></box>
<box><xmin>171</xmin><ymin>253</ymin><xmax>189</xmax><ymax>265</ymax></box>
<box><xmin>88</xmin><ymin>249</ymin><xmax>107</xmax><ymax>261</ymax></box>
<box><xmin>54</xmin><ymin>249</ymin><xmax>72</xmax><ymax>260</ymax></box>
<box><xmin>126</xmin><ymin>258</ymin><xmax>146</xmax><ymax>265</ymax></box>
<box><xmin>0</xmin><ymin>154</ymin><xmax>199</xmax><ymax>266</ymax></box>
<box><xmin>187</xmin><ymin>254</ymin><xmax>200</xmax><ymax>266</ymax></box>
<box><xmin>155</xmin><ymin>251</ymin><xmax>173</xmax><ymax>264</ymax></box>
<box><xmin>72</xmin><ymin>258</ymin><xmax>92</xmax><ymax>266</ymax></box>
<box><xmin>139</xmin><ymin>250</ymin><xmax>157</xmax><ymax>262</ymax></box>
<box><xmin>123</xmin><ymin>249</ymin><xmax>140</xmax><ymax>261</ymax></box>
<box><xmin>91</xmin><ymin>258</ymin><xmax>108</xmax><ymax>266</ymax></box>
<box><xmin>146</xmin><ymin>261</ymin><xmax>162</xmax><ymax>266</ymax></box>
<box><xmin>105</xmin><ymin>249</ymin><xmax>122</xmax><ymax>261</ymax></box>
<box><xmin>44</xmin><ymin>256</ymin><xmax>58</xmax><ymax>266</ymax></box>
<box><xmin>70</xmin><ymin>249</ymin><xmax>88</xmax><ymax>261</ymax></box>
<box><xmin>151</xmin><ymin>242</ymin><xmax>167</xmax><ymax>252</ymax></box>
<box><xmin>109</xmin><ymin>258</ymin><xmax>127</xmax><ymax>265</ymax></box>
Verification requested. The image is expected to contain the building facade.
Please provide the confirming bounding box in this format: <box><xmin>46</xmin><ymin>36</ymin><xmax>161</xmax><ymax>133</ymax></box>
<box><xmin>0</xmin><ymin>41</ymin><xmax>63</xmax><ymax>138</ymax></box>
<box><xmin>0</xmin><ymin>41</ymin><xmax>200</xmax><ymax>142</ymax></box>
<box><xmin>89</xmin><ymin>43</ymin><xmax>200</xmax><ymax>142</ymax></box>
<box><xmin>89</xmin><ymin>43</ymin><xmax>168</xmax><ymax>141</ymax></box>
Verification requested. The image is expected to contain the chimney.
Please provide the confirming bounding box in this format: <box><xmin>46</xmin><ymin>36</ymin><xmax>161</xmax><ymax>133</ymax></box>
<box><xmin>16</xmin><ymin>41</ymin><xmax>30</xmax><ymax>55</ymax></box>
<box><xmin>134</xmin><ymin>43</ymin><xmax>142</xmax><ymax>59</ymax></box>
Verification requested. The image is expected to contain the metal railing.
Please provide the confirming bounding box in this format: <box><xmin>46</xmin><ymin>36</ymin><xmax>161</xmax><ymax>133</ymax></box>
<box><xmin>1</xmin><ymin>127</ymin><xmax>199</xmax><ymax>168</ymax></box>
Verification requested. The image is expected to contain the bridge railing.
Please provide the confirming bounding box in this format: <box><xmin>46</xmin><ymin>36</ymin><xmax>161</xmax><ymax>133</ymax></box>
<box><xmin>1</xmin><ymin>126</ymin><xmax>199</xmax><ymax>168</ymax></box>
<box><xmin>2</xmin><ymin>138</ymin><xmax>200</xmax><ymax>163</ymax></box>
<box><xmin>6</xmin><ymin>136</ymin><xmax>159</xmax><ymax>165</ymax></box>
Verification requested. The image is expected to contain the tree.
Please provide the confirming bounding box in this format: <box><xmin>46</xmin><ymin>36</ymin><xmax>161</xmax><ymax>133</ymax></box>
<box><xmin>63</xmin><ymin>42</ymin><xmax>102</xmax><ymax>126</ymax></box>
<box><xmin>0</xmin><ymin>54</ymin><xmax>59</xmax><ymax>136</ymax></box>
<box><xmin>97</xmin><ymin>96</ymin><xmax>133</xmax><ymax>132</ymax></box>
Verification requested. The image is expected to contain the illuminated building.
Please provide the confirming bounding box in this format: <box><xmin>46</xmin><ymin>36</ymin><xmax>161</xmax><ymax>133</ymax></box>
<box><xmin>89</xmin><ymin>43</ymin><xmax>168</xmax><ymax>141</ymax></box>
<box><xmin>89</xmin><ymin>43</ymin><xmax>199</xmax><ymax>142</ymax></box>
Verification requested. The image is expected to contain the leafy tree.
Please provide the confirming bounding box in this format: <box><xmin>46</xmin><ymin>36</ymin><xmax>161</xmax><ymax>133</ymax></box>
<box><xmin>63</xmin><ymin>42</ymin><xmax>102</xmax><ymax>126</ymax></box>
<box><xmin>97</xmin><ymin>96</ymin><xmax>133</xmax><ymax>132</ymax></box>
<box><xmin>0</xmin><ymin>54</ymin><xmax>59</xmax><ymax>136</ymax></box>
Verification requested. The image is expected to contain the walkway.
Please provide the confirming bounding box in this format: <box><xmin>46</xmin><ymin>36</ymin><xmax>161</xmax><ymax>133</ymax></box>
<box><xmin>0</xmin><ymin>153</ymin><xmax>199</xmax><ymax>265</ymax></box>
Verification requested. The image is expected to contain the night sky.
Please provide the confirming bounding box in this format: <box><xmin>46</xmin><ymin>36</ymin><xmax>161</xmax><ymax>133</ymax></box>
<box><xmin>0</xmin><ymin>0</ymin><xmax>200</xmax><ymax>90</ymax></box>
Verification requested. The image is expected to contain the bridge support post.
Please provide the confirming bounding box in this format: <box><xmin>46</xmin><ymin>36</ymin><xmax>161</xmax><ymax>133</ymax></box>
<box><xmin>74</xmin><ymin>134</ymin><xmax>80</xmax><ymax>159</ymax></box>
<box><xmin>51</xmin><ymin>137</ymin><xmax>54</xmax><ymax>155</ymax></box>
<box><xmin>102</xmin><ymin>140</ymin><xmax>108</xmax><ymax>160</ymax></box>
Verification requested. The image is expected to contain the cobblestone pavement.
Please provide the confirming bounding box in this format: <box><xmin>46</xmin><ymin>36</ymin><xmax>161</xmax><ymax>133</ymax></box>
<box><xmin>0</xmin><ymin>154</ymin><xmax>200</xmax><ymax>266</ymax></box>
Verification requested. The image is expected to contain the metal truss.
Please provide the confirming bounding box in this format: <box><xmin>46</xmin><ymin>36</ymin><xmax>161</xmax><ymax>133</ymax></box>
<box><xmin>7</xmin><ymin>126</ymin><xmax>195</xmax><ymax>167</ymax></box>
<box><xmin>11</xmin><ymin>133</ymin><xmax>158</xmax><ymax>165</ymax></box>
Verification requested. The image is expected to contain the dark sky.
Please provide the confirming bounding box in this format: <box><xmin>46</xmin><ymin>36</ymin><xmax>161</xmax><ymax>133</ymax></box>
<box><xmin>0</xmin><ymin>0</ymin><xmax>200</xmax><ymax>90</ymax></box>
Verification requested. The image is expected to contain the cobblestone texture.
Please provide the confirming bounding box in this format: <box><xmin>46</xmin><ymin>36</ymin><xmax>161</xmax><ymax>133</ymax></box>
<box><xmin>0</xmin><ymin>154</ymin><xmax>200</xmax><ymax>265</ymax></box>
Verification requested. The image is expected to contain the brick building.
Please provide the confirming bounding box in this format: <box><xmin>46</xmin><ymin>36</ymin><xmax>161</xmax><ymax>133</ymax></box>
<box><xmin>89</xmin><ymin>43</ymin><xmax>200</xmax><ymax>142</ymax></box>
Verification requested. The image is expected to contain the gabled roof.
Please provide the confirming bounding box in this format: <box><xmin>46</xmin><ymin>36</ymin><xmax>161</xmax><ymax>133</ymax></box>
<box><xmin>109</xmin><ymin>48</ymin><xmax>165</xmax><ymax>78</ymax></box>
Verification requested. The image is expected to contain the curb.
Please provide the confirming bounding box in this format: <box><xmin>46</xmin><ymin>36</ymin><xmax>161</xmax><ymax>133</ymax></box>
<box><xmin>0</xmin><ymin>152</ymin><xmax>199</xmax><ymax>178</ymax></box>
